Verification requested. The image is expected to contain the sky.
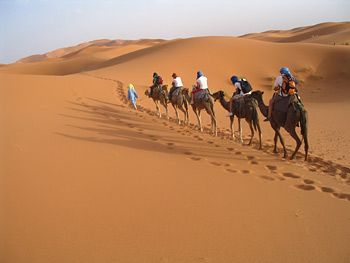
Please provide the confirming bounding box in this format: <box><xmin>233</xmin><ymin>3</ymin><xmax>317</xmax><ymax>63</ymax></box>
<box><xmin>0</xmin><ymin>0</ymin><xmax>349</xmax><ymax>64</ymax></box>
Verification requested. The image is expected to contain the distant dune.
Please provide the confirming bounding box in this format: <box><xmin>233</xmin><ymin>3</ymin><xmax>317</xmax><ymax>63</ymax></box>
<box><xmin>241</xmin><ymin>22</ymin><xmax>350</xmax><ymax>44</ymax></box>
<box><xmin>16</xmin><ymin>39</ymin><xmax>167</xmax><ymax>63</ymax></box>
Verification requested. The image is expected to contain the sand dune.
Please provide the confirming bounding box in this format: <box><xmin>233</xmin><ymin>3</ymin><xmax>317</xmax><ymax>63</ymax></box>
<box><xmin>241</xmin><ymin>22</ymin><xmax>350</xmax><ymax>44</ymax></box>
<box><xmin>1</xmin><ymin>22</ymin><xmax>350</xmax><ymax>262</ymax></box>
<box><xmin>16</xmin><ymin>39</ymin><xmax>167</xmax><ymax>63</ymax></box>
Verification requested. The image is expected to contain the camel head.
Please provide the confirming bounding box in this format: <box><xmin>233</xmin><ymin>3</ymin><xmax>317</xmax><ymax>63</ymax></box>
<box><xmin>251</xmin><ymin>90</ymin><xmax>264</xmax><ymax>101</ymax></box>
<box><xmin>182</xmin><ymin>87</ymin><xmax>189</xmax><ymax>95</ymax></box>
<box><xmin>212</xmin><ymin>90</ymin><xmax>225</xmax><ymax>101</ymax></box>
<box><xmin>161</xmin><ymin>84</ymin><xmax>168</xmax><ymax>91</ymax></box>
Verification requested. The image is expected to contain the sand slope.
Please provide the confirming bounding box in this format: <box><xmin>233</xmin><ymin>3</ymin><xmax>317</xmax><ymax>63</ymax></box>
<box><xmin>1</xmin><ymin>22</ymin><xmax>350</xmax><ymax>262</ymax></box>
<box><xmin>241</xmin><ymin>22</ymin><xmax>350</xmax><ymax>44</ymax></box>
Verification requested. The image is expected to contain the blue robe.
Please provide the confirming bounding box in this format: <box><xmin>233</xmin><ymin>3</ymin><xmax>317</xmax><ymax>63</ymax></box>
<box><xmin>127</xmin><ymin>89</ymin><xmax>138</xmax><ymax>105</ymax></box>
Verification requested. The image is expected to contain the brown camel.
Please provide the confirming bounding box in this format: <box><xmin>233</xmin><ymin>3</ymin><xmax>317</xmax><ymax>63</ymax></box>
<box><xmin>169</xmin><ymin>87</ymin><xmax>189</xmax><ymax>125</ymax></box>
<box><xmin>145</xmin><ymin>84</ymin><xmax>169</xmax><ymax>119</ymax></box>
<box><xmin>183</xmin><ymin>86</ymin><xmax>217</xmax><ymax>136</ymax></box>
<box><xmin>251</xmin><ymin>90</ymin><xmax>309</xmax><ymax>160</ymax></box>
<box><xmin>213</xmin><ymin>91</ymin><xmax>262</xmax><ymax>149</ymax></box>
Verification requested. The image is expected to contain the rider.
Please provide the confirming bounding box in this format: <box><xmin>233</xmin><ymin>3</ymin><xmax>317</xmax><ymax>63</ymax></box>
<box><xmin>264</xmin><ymin>67</ymin><xmax>298</xmax><ymax>122</ymax></box>
<box><xmin>226</xmin><ymin>75</ymin><xmax>252</xmax><ymax>117</ymax></box>
<box><xmin>190</xmin><ymin>71</ymin><xmax>208</xmax><ymax>104</ymax></box>
<box><xmin>168</xmin><ymin>73</ymin><xmax>183</xmax><ymax>103</ymax></box>
<box><xmin>149</xmin><ymin>72</ymin><xmax>162</xmax><ymax>97</ymax></box>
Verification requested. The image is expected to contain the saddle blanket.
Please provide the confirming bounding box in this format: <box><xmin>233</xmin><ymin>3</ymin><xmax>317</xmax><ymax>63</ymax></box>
<box><xmin>173</xmin><ymin>87</ymin><xmax>181</xmax><ymax>97</ymax></box>
<box><xmin>194</xmin><ymin>89</ymin><xmax>208</xmax><ymax>100</ymax></box>
<box><xmin>274</xmin><ymin>95</ymin><xmax>297</xmax><ymax>112</ymax></box>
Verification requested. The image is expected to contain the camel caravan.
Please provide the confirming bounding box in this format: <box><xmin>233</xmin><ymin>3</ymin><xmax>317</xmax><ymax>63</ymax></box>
<box><xmin>143</xmin><ymin>68</ymin><xmax>308</xmax><ymax>161</ymax></box>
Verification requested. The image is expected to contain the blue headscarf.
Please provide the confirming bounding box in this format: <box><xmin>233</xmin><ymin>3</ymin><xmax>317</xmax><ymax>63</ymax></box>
<box><xmin>230</xmin><ymin>76</ymin><xmax>238</xmax><ymax>84</ymax></box>
<box><xmin>197</xmin><ymin>71</ymin><xmax>203</xmax><ymax>79</ymax></box>
<box><xmin>280</xmin><ymin>67</ymin><xmax>298</xmax><ymax>86</ymax></box>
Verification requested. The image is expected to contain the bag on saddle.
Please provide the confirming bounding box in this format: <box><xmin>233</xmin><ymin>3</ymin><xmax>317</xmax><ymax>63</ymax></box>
<box><xmin>238</xmin><ymin>79</ymin><xmax>252</xmax><ymax>94</ymax></box>
<box><xmin>282</xmin><ymin>75</ymin><xmax>296</xmax><ymax>95</ymax></box>
<box><xmin>233</xmin><ymin>97</ymin><xmax>246</xmax><ymax>116</ymax></box>
<box><xmin>194</xmin><ymin>89</ymin><xmax>208</xmax><ymax>100</ymax></box>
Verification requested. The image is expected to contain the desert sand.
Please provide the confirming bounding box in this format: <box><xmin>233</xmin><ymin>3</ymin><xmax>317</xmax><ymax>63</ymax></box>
<box><xmin>1</xmin><ymin>22</ymin><xmax>350</xmax><ymax>263</ymax></box>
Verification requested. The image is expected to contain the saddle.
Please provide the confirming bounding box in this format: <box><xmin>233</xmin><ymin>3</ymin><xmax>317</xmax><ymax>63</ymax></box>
<box><xmin>274</xmin><ymin>94</ymin><xmax>298</xmax><ymax>112</ymax></box>
<box><xmin>194</xmin><ymin>89</ymin><xmax>210</xmax><ymax>101</ymax></box>
<box><xmin>233</xmin><ymin>97</ymin><xmax>246</xmax><ymax>116</ymax></box>
<box><xmin>173</xmin><ymin>87</ymin><xmax>181</xmax><ymax>97</ymax></box>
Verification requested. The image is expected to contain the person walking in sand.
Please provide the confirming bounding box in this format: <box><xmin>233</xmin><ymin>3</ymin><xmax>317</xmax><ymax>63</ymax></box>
<box><xmin>190</xmin><ymin>71</ymin><xmax>208</xmax><ymax>104</ymax></box>
<box><xmin>168</xmin><ymin>73</ymin><xmax>183</xmax><ymax>103</ymax></box>
<box><xmin>264</xmin><ymin>67</ymin><xmax>298</xmax><ymax>122</ymax></box>
<box><xmin>127</xmin><ymin>84</ymin><xmax>138</xmax><ymax>110</ymax></box>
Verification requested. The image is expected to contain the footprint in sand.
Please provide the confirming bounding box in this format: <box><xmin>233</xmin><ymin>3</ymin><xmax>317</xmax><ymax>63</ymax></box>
<box><xmin>210</xmin><ymin>162</ymin><xmax>222</xmax><ymax>166</ymax></box>
<box><xmin>332</xmin><ymin>193</ymin><xmax>350</xmax><ymax>201</ymax></box>
<box><xmin>303</xmin><ymin>179</ymin><xmax>315</xmax><ymax>184</ymax></box>
<box><xmin>235</xmin><ymin>151</ymin><xmax>242</xmax><ymax>155</ymax></box>
<box><xmin>259</xmin><ymin>175</ymin><xmax>275</xmax><ymax>181</ymax></box>
<box><xmin>184</xmin><ymin>151</ymin><xmax>193</xmax><ymax>155</ymax></box>
<box><xmin>251</xmin><ymin>161</ymin><xmax>259</xmax><ymax>165</ymax></box>
<box><xmin>318</xmin><ymin>186</ymin><xmax>336</xmax><ymax>193</ymax></box>
<box><xmin>282</xmin><ymin>172</ymin><xmax>301</xmax><ymax>179</ymax></box>
<box><xmin>266</xmin><ymin>165</ymin><xmax>278</xmax><ymax>172</ymax></box>
<box><xmin>241</xmin><ymin>170</ymin><xmax>250</xmax><ymax>174</ymax></box>
<box><xmin>190</xmin><ymin>157</ymin><xmax>202</xmax><ymax>161</ymax></box>
<box><xmin>226</xmin><ymin>147</ymin><xmax>235</xmax><ymax>151</ymax></box>
<box><xmin>295</xmin><ymin>184</ymin><xmax>316</xmax><ymax>191</ymax></box>
<box><xmin>226</xmin><ymin>168</ymin><xmax>238</xmax><ymax>173</ymax></box>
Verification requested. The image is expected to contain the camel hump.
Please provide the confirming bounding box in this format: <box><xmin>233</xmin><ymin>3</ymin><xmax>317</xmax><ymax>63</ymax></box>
<box><xmin>274</xmin><ymin>96</ymin><xmax>291</xmax><ymax>112</ymax></box>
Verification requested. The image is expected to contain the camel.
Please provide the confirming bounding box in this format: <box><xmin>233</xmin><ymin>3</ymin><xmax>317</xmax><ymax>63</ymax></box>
<box><xmin>251</xmin><ymin>90</ymin><xmax>309</xmax><ymax>160</ymax></box>
<box><xmin>183</xmin><ymin>86</ymin><xmax>217</xmax><ymax>136</ymax></box>
<box><xmin>169</xmin><ymin>87</ymin><xmax>189</xmax><ymax>125</ymax></box>
<box><xmin>212</xmin><ymin>91</ymin><xmax>262</xmax><ymax>149</ymax></box>
<box><xmin>145</xmin><ymin>84</ymin><xmax>169</xmax><ymax>119</ymax></box>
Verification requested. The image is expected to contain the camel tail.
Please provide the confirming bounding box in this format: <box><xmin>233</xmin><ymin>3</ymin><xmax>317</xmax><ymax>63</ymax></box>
<box><xmin>300</xmin><ymin>108</ymin><xmax>309</xmax><ymax>161</ymax></box>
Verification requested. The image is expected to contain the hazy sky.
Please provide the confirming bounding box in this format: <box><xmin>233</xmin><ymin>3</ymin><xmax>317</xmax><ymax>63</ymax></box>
<box><xmin>0</xmin><ymin>0</ymin><xmax>349</xmax><ymax>64</ymax></box>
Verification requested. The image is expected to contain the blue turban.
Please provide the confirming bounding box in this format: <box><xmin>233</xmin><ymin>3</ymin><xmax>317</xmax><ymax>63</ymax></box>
<box><xmin>280</xmin><ymin>67</ymin><xmax>290</xmax><ymax>75</ymax></box>
<box><xmin>230</xmin><ymin>76</ymin><xmax>238</xmax><ymax>84</ymax></box>
<box><xmin>197</xmin><ymin>71</ymin><xmax>203</xmax><ymax>79</ymax></box>
<box><xmin>280</xmin><ymin>67</ymin><xmax>298</xmax><ymax>87</ymax></box>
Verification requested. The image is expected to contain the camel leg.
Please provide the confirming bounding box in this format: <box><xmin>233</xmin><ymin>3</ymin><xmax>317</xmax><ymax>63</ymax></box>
<box><xmin>276</xmin><ymin>129</ymin><xmax>288</xmax><ymax>158</ymax></box>
<box><xmin>247</xmin><ymin>120</ymin><xmax>254</xmax><ymax>146</ymax></box>
<box><xmin>285</xmin><ymin>125</ymin><xmax>302</xmax><ymax>160</ymax></box>
<box><xmin>165</xmin><ymin>105</ymin><xmax>169</xmax><ymax>120</ymax></box>
<box><xmin>154</xmin><ymin>100</ymin><xmax>161</xmax><ymax>118</ymax></box>
<box><xmin>178</xmin><ymin>105</ymin><xmax>187</xmax><ymax>125</ymax></box>
<box><xmin>162</xmin><ymin>101</ymin><xmax>169</xmax><ymax>120</ymax></box>
<box><xmin>230</xmin><ymin>116</ymin><xmax>235</xmax><ymax>140</ymax></box>
<box><xmin>211</xmin><ymin>113</ymin><xmax>217</xmax><ymax>137</ymax></box>
<box><xmin>273</xmin><ymin>132</ymin><xmax>279</xmax><ymax>153</ymax></box>
<box><xmin>173</xmin><ymin>105</ymin><xmax>180</xmax><ymax>125</ymax></box>
<box><xmin>195</xmin><ymin>110</ymin><xmax>203</xmax><ymax>132</ymax></box>
<box><xmin>238</xmin><ymin>118</ymin><xmax>243</xmax><ymax>143</ymax></box>
<box><xmin>257</xmin><ymin>122</ymin><xmax>262</xmax><ymax>150</ymax></box>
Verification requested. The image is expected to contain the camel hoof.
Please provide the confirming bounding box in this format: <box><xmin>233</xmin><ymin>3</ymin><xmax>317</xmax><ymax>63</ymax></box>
<box><xmin>273</xmin><ymin>149</ymin><xmax>279</xmax><ymax>154</ymax></box>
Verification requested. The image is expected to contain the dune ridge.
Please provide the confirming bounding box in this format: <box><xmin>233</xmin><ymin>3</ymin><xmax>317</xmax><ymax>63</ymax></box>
<box><xmin>241</xmin><ymin>22</ymin><xmax>350</xmax><ymax>44</ymax></box>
